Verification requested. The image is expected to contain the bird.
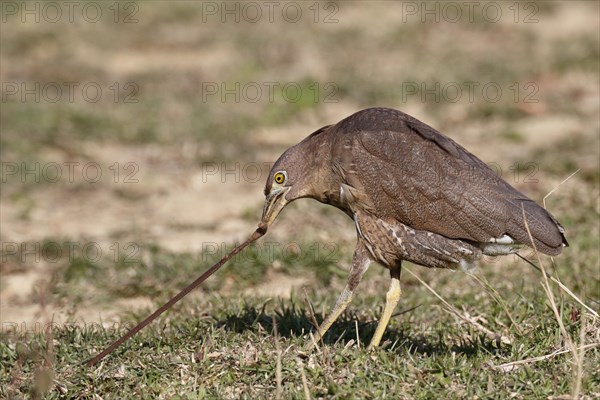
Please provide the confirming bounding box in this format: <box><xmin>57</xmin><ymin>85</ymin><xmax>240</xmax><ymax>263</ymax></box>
<box><xmin>260</xmin><ymin>107</ymin><xmax>568</xmax><ymax>349</ymax></box>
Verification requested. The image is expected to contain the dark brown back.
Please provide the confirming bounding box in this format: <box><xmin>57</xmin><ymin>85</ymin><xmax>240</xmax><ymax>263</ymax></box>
<box><xmin>329</xmin><ymin>107</ymin><xmax>567</xmax><ymax>255</ymax></box>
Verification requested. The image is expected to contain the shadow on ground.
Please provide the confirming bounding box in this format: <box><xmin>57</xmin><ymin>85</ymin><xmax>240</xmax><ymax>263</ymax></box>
<box><xmin>215</xmin><ymin>302</ymin><xmax>507</xmax><ymax>358</ymax></box>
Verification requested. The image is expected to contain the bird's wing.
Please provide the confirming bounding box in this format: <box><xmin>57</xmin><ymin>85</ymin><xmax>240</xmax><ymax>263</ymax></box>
<box><xmin>333</xmin><ymin>112</ymin><xmax>566</xmax><ymax>255</ymax></box>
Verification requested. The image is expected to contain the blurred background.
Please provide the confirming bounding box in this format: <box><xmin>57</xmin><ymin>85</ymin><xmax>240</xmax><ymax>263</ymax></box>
<box><xmin>1</xmin><ymin>1</ymin><xmax>598</xmax><ymax>336</ymax></box>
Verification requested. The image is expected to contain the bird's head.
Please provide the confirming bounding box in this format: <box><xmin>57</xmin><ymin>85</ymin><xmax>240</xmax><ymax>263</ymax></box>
<box><xmin>260</xmin><ymin>125</ymin><xmax>334</xmax><ymax>229</ymax></box>
<box><xmin>261</xmin><ymin>148</ymin><xmax>306</xmax><ymax>227</ymax></box>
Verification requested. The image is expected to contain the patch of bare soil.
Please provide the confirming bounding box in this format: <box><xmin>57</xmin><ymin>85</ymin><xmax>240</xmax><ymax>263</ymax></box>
<box><xmin>0</xmin><ymin>142</ymin><xmax>269</xmax><ymax>329</ymax></box>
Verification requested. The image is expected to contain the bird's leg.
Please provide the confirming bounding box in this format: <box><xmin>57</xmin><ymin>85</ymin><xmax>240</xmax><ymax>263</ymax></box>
<box><xmin>368</xmin><ymin>263</ymin><xmax>402</xmax><ymax>349</ymax></box>
<box><xmin>312</xmin><ymin>243</ymin><xmax>371</xmax><ymax>346</ymax></box>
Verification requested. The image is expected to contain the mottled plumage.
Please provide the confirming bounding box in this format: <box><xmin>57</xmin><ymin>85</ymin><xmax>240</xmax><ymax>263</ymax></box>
<box><xmin>260</xmin><ymin>107</ymin><xmax>568</xmax><ymax>348</ymax></box>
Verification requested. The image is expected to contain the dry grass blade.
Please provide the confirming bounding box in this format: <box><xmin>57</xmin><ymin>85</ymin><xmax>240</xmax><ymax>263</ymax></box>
<box><xmin>540</xmin><ymin>168</ymin><xmax>598</xmax><ymax>317</ymax></box>
<box><xmin>520</xmin><ymin>207</ymin><xmax>583</xmax><ymax>398</ymax></box>
<box><xmin>466</xmin><ymin>270</ymin><xmax>523</xmax><ymax>335</ymax></box>
<box><xmin>303</xmin><ymin>288</ymin><xmax>327</xmax><ymax>361</ymax></box>
<box><xmin>297</xmin><ymin>358</ymin><xmax>312</xmax><ymax>400</ymax></box>
<box><xmin>493</xmin><ymin>343</ymin><xmax>599</xmax><ymax>372</ymax></box>
<box><xmin>543</xmin><ymin>169</ymin><xmax>580</xmax><ymax>209</ymax></box>
<box><xmin>521</xmin><ymin>208</ymin><xmax>575</xmax><ymax>351</ymax></box>
<box><xmin>404</xmin><ymin>267</ymin><xmax>513</xmax><ymax>345</ymax></box>
<box><xmin>516</xmin><ymin>254</ymin><xmax>598</xmax><ymax>317</ymax></box>
<box><xmin>272</xmin><ymin>316</ymin><xmax>283</xmax><ymax>400</ymax></box>
<box><xmin>573</xmin><ymin>313</ymin><xmax>589</xmax><ymax>398</ymax></box>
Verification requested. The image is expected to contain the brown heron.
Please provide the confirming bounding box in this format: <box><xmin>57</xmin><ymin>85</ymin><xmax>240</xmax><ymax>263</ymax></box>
<box><xmin>86</xmin><ymin>107</ymin><xmax>569</xmax><ymax>366</ymax></box>
<box><xmin>260</xmin><ymin>107</ymin><xmax>568</xmax><ymax>348</ymax></box>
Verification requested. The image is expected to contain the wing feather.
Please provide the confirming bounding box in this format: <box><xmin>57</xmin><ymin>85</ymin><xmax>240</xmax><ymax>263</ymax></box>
<box><xmin>331</xmin><ymin>108</ymin><xmax>567</xmax><ymax>255</ymax></box>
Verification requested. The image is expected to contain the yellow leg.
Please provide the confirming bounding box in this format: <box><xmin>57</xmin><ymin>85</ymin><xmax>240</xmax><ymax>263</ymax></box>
<box><xmin>314</xmin><ymin>287</ymin><xmax>353</xmax><ymax>342</ymax></box>
<box><xmin>312</xmin><ymin>244</ymin><xmax>371</xmax><ymax>346</ymax></box>
<box><xmin>368</xmin><ymin>265</ymin><xmax>401</xmax><ymax>349</ymax></box>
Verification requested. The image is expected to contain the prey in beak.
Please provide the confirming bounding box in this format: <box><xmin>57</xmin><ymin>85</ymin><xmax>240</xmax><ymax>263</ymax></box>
<box><xmin>261</xmin><ymin>186</ymin><xmax>290</xmax><ymax>227</ymax></box>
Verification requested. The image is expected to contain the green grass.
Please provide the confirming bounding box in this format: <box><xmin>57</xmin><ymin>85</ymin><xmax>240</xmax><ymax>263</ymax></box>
<box><xmin>2</xmin><ymin>230</ymin><xmax>599</xmax><ymax>398</ymax></box>
<box><xmin>2</xmin><ymin>276</ymin><xmax>598</xmax><ymax>399</ymax></box>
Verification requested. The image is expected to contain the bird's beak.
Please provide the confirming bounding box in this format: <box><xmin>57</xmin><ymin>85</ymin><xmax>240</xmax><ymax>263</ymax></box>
<box><xmin>261</xmin><ymin>187</ymin><xmax>290</xmax><ymax>227</ymax></box>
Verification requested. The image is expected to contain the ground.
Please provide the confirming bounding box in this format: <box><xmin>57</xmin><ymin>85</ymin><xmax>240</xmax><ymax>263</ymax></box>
<box><xmin>1</xmin><ymin>1</ymin><xmax>599</xmax><ymax>399</ymax></box>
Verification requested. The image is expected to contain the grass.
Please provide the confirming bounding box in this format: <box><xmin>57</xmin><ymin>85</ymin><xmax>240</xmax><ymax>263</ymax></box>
<box><xmin>2</xmin><ymin>1</ymin><xmax>599</xmax><ymax>398</ymax></box>
<box><xmin>2</xmin><ymin>231</ymin><xmax>599</xmax><ymax>398</ymax></box>
<box><xmin>2</xmin><ymin>281</ymin><xmax>598</xmax><ymax>398</ymax></box>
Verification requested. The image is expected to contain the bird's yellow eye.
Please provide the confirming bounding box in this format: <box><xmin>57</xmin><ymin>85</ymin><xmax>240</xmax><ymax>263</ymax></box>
<box><xmin>274</xmin><ymin>171</ymin><xmax>286</xmax><ymax>185</ymax></box>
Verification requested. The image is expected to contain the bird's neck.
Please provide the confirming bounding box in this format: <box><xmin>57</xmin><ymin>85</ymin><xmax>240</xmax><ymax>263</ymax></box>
<box><xmin>304</xmin><ymin>135</ymin><xmax>341</xmax><ymax>206</ymax></box>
